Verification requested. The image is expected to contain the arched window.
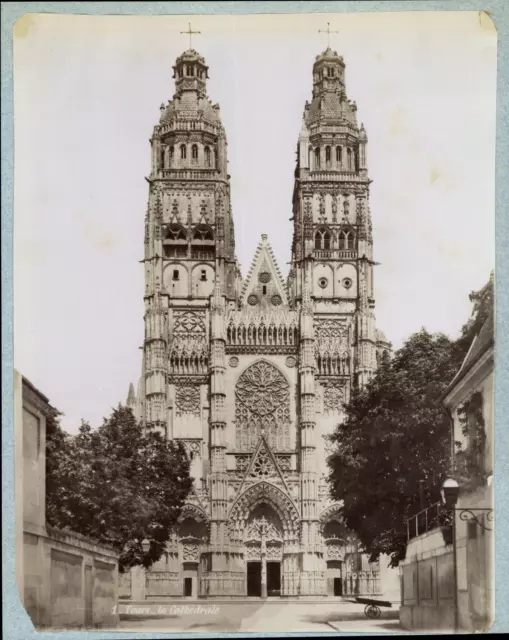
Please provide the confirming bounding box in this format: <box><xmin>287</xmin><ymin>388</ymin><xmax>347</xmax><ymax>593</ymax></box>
<box><xmin>336</xmin><ymin>146</ymin><xmax>342</xmax><ymax>165</ymax></box>
<box><xmin>325</xmin><ymin>146</ymin><xmax>331</xmax><ymax>167</ymax></box>
<box><xmin>180</xmin><ymin>144</ymin><xmax>187</xmax><ymax>160</ymax></box>
<box><xmin>169</xmin><ymin>146</ymin><xmax>174</xmax><ymax>165</ymax></box>
<box><xmin>204</xmin><ymin>146</ymin><xmax>211</xmax><ymax>167</ymax></box>
<box><xmin>314</xmin><ymin>228</ymin><xmax>331</xmax><ymax>250</ymax></box>
<box><xmin>308</xmin><ymin>146</ymin><xmax>312</xmax><ymax>168</ymax></box>
<box><xmin>159</xmin><ymin>148</ymin><xmax>165</xmax><ymax>168</ymax></box>
<box><xmin>166</xmin><ymin>224</ymin><xmax>187</xmax><ymax>241</ymax></box>
<box><xmin>190</xmin><ymin>65</ymin><xmax>195</xmax><ymax>77</ymax></box>
<box><xmin>192</xmin><ymin>144</ymin><xmax>198</xmax><ymax>161</ymax></box>
<box><xmin>347</xmin><ymin>147</ymin><xmax>352</xmax><ymax>169</ymax></box>
<box><xmin>314</xmin><ymin>147</ymin><xmax>321</xmax><ymax>170</ymax></box>
<box><xmin>193</xmin><ymin>225</ymin><xmax>214</xmax><ymax>242</ymax></box>
<box><xmin>339</xmin><ymin>228</ymin><xmax>355</xmax><ymax>250</ymax></box>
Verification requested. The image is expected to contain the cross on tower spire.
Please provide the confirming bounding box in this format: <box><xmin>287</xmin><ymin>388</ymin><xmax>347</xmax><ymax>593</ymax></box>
<box><xmin>180</xmin><ymin>22</ymin><xmax>201</xmax><ymax>49</ymax></box>
<box><xmin>318</xmin><ymin>22</ymin><xmax>339</xmax><ymax>48</ymax></box>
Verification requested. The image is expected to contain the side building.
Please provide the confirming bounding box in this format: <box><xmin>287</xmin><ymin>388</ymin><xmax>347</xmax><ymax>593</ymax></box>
<box><xmin>15</xmin><ymin>371</ymin><xmax>120</xmax><ymax>629</ymax></box>
<box><xmin>399</xmin><ymin>281</ymin><xmax>494</xmax><ymax>632</ymax></box>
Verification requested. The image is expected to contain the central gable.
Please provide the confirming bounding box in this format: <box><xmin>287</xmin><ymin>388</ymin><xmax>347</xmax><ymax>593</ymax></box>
<box><xmin>240</xmin><ymin>234</ymin><xmax>288</xmax><ymax>308</ymax></box>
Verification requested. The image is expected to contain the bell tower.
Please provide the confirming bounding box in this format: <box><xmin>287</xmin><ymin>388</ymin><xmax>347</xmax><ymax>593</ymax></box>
<box><xmin>141</xmin><ymin>43</ymin><xmax>238</xmax><ymax>434</ymax></box>
<box><xmin>290</xmin><ymin>45</ymin><xmax>377</xmax><ymax>399</ymax></box>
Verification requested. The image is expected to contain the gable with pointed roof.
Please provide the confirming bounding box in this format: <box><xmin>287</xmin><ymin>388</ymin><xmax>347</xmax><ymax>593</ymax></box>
<box><xmin>240</xmin><ymin>234</ymin><xmax>288</xmax><ymax>308</ymax></box>
<box><xmin>236</xmin><ymin>435</ymin><xmax>291</xmax><ymax>499</ymax></box>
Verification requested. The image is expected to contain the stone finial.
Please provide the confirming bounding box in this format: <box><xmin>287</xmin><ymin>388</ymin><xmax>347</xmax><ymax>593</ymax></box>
<box><xmin>127</xmin><ymin>383</ymin><xmax>136</xmax><ymax>407</ymax></box>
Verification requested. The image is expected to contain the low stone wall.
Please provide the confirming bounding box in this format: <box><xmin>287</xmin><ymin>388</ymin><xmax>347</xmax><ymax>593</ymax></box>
<box><xmin>399</xmin><ymin>529</ymin><xmax>455</xmax><ymax>632</ymax></box>
<box><xmin>399</xmin><ymin>519</ymin><xmax>493</xmax><ymax>633</ymax></box>
<box><xmin>22</xmin><ymin>525</ymin><xmax>119</xmax><ymax>629</ymax></box>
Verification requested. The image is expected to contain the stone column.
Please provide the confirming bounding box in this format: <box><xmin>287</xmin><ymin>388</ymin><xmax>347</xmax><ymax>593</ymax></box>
<box><xmin>260</xmin><ymin>517</ymin><xmax>268</xmax><ymax>598</ymax></box>
<box><xmin>298</xmin><ymin>277</ymin><xmax>323</xmax><ymax>596</ymax></box>
<box><xmin>206</xmin><ymin>282</ymin><xmax>230</xmax><ymax>595</ymax></box>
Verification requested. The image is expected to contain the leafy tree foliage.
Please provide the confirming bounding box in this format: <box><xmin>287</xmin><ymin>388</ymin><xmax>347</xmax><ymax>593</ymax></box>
<box><xmin>46</xmin><ymin>405</ymin><xmax>192</xmax><ymax>571</ymax></box>
<box><xmin>328</xmin><ymin>331</ymin><xmax>462</xmax><ymax>566</ymax></box>
<box><xmin>327</xmin><ymin>274</ymin><xmax>494</xmax><ymax>567</ymax></box>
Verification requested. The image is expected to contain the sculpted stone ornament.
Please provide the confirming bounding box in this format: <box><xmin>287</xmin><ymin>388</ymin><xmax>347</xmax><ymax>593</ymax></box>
<box><xmin>173</xmin><ymin>310</ymin><xmax>206</xmax><ymax>336</ymax></box>
<box><xmin>175</xmin><ymin>385</ymin><xmax>201</xmax><ymax>417</ymax></box>
<box><xmin>343</xmin><ymin>194</ymin><xmax>350</xmax><ymax>222</ymax></box>
<box><xmin>318</xmin><ymin>195</ymin><xmax>326</xmax><ymax>223</ymax></box>
<box><xmin>331</xmin><ymin>194</ymin><xmax>338</xmax><ymax>223</ymax></box>
<box><xmin>304</xmin><ymin>198</ymin><xmax>313</xmax><ymax>225</ymax></box>
<box><xmin>285</xmin><ymin>356</ymin><xmax>297</xmax><ymax>368</ymax></box>
<box><xmin>229</xmin><ymin>356</ymin><xmax>239</xmax><ymax>368</ymax></box>
<box><xmin>322</xmin><ymin>382</ymin><xmax>344</xmax><ymax>416</ymax></box>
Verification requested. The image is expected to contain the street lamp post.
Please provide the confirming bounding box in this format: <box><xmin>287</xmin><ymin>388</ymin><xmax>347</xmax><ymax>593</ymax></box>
<box><xmin>440</xmin><ymin>477</ymin><xmax>494</xmax><ymax>634</ymax></box>
<box><xmin>441</xmin><ymin>479</ymin><xmax>460</xmax><ymax>633</ymax></box>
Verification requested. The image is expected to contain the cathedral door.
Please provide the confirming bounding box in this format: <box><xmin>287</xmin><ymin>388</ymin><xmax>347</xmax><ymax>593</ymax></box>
<box><xmin>267</xmin><ymin>562</ymin><xmax>281</xmax><ymax>596</ymax></box>
<box><xmin>247</xmin><ymin>562</ymin><xmax>262</xmax><ymax>597</ymax></box>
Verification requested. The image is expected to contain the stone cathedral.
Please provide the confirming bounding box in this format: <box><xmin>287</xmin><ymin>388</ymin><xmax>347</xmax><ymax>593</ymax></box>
<box><xmin>126</xmin><ymin>44</ymin><xmax>398</xmax><ymax>600</ymax></box>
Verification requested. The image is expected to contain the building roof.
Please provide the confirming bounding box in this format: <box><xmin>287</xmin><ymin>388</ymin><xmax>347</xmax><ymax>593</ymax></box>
<box><xmin>22</xmin><ymin>376</ymin><xmax>50</xmax><ymax>405</ymax></box>
<box><xmin>446</xmin><ymin>309</ymin><xmax>495</xmax><ymax>396</ymax></box>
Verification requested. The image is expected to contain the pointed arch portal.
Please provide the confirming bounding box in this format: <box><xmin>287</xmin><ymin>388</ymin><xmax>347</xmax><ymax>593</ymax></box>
<box><xmin>228</xmin><ymin>481</ymin><xmax>300</xmax><ymax>597</ymax></box>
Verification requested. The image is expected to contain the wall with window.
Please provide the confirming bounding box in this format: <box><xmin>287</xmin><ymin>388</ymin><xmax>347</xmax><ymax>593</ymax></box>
<box><xmin>335</xmin><ymin>264</ymin><xmax>357</xmax><ymax>298</ymax></box>
<box><xmin>164</xmin><ymin>264</ymin><xmax>189</xmax><ymax>297</ymax></box>
<box><xmin>309</xmin><ymin>145</ymin><xmax>357</xmax><ymax>171</ymax></box>
<box><xmin>191</xmin><ymin>264</ymin><xmax>215</xmax><ymax>298</ymax></box>
<box><xmin>313</xmin><ymin>264</ymin><xmax>334</xmax><ymax>298</ymax></box>
<box><xmin>159</xmin><ymin>142</ymin><xmax>217</xmax><ymax>171</ymax></box>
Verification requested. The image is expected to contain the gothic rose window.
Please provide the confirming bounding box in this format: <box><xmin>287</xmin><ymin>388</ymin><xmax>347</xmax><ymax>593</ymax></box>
<box><xmin>235</xmin><ymin>361</ymin><xmax>291</xmax><ymax>451</ymax></box>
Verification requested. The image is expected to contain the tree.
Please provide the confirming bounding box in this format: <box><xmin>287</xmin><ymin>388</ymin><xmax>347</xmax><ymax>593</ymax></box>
<box><xmin>46</xmin><ymin>405</ymin><xmax>192</xmax><ymax>572</ymax></box>
<box><xmin>327</xmin><ymin>330</ymin><xmax>463</xmax><ymax>567</ymax></box>
<box><xmin>327</xmin><ymin>273</ymin><xmax>495</xmax><ymax>567</ymax></box>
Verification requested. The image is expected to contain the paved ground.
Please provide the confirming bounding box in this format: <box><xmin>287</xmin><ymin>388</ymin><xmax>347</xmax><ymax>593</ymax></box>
<box><xmin>118</xmin><ymin>600</ymin><xmax>401</xmax><ymax>633</ymax></box>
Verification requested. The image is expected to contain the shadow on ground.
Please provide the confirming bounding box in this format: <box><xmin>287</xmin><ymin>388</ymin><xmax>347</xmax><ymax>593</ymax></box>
<box><xmin>302</xmin><ymin>611</ymin><xmax>399</xmax><ymax>624</ymax></box>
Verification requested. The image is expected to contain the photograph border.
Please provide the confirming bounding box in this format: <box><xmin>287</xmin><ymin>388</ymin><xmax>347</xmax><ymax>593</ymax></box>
<box><xmin>2</xmin><ymin>1</ymin><xmax>508</xmax><ymax>637</ymax></box>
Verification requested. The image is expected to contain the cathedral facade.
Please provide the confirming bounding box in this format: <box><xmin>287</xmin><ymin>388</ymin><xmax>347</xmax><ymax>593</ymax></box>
<box><xmin>127</xmin><ymin>45</ymin><xmax>396</xmax><ymax>600</ymax></box>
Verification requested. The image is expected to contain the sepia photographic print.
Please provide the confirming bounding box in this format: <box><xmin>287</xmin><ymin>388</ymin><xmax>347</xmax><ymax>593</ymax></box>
<box><xmin>8</xmin><ymin>6</ymin><xmax>499</xmax><ymax>635</ymax></box>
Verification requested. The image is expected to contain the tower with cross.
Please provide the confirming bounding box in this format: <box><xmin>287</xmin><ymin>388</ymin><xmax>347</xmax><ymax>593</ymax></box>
<box><xmin>180</xmin><ymin>22</ymin><xmax>201</xmax><ymax>50</ymax></box>
<box><xmin>318</xmin><ymin>22</ymin><xmax>339</xmax><ymax>49</ymax></box>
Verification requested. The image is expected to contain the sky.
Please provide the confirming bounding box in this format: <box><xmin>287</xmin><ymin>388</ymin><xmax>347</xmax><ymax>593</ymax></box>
<box><xmin>13</xmin><ymin>11</ymin><xmax>497</xmax><ymax>433</ymax></box>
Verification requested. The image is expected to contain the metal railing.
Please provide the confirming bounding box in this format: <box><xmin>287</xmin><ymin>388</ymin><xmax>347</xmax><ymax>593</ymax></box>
<box><xmin>405</xmin><ymin>501</ymin><xmax>452</xmax><ymax>542</ymax></box>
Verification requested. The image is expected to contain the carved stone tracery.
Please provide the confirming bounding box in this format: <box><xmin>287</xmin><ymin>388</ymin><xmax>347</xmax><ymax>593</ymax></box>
<box><xmin>235</xmin><ymin>361</ymin><xmax>291</xmax><ymax>451</ymax></box>
<box><xmin>321</xmin><ymin>380</ymin><xmax>345</xmax><ymax>416</ymax></box>
<box><xmin>175</xmin><ymin>386</ymin><xmax>201</xmax><ymax>417</ymax></box>
<box><xmin>170</xmin><ymin>311</ymin><xmax>208</xmax><ymax>375</ymax></box>
<box><xmin>315</xmin><ymin>319</ymin><xmax>351</xmax><ymax>376</ymax></box>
